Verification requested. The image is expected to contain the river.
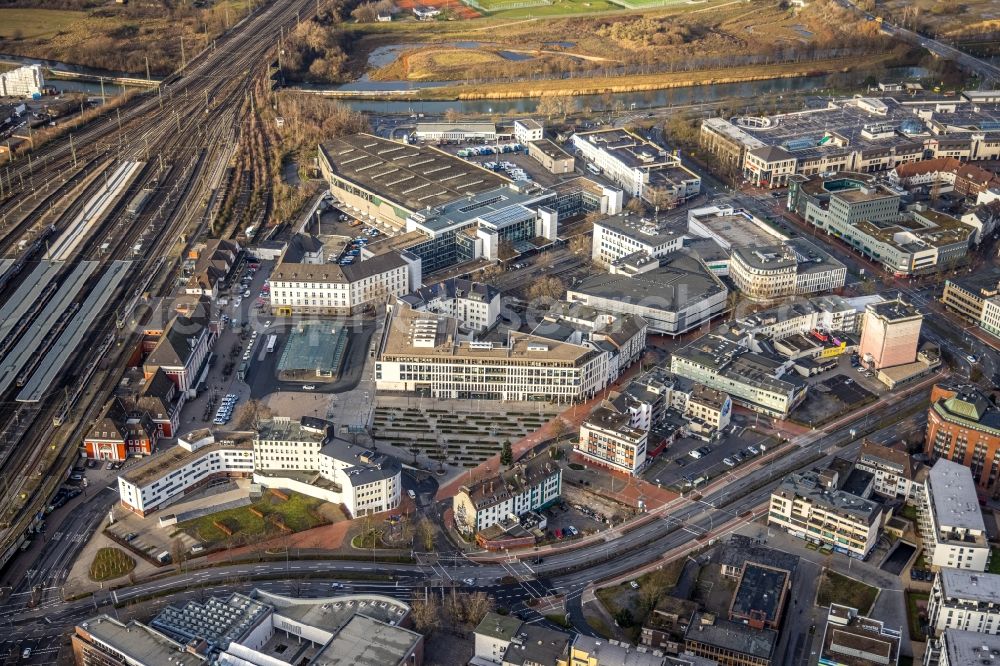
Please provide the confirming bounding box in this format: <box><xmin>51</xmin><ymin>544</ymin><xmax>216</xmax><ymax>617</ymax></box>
<box><xmin>326</xmin><ymin>67</ymin><xmax>927</xmax><ymax>115</ymax></box>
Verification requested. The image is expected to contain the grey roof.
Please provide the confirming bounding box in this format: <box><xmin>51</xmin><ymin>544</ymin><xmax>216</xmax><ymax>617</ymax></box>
<box><xmin>941</xmin><ymin>629</ymin><xmax>1000</xmax><ymax>665</ymax></box>
<box><xmin>151</xmin><ymin>593</ymin><xmax>270</xmax><ymax>651</ymax></box>
<box><xmin>319</xmin><ymin>438</ymin><xmax>401</xmax><ymax>487</ymax></box>
<box><xmin>572</xmin><ymin>635</ymin><xmax>668</xmax><ymax>666</ymax></box>
<box><xmin>595</xmin><ymin>214</ymin><xmax>685</xmax><ymax>248</ymax></box>
<box><xmin>774</xmin><ymin>470</ymin><xmax>882</xmax><ymax>525</ymax></box>
<box><xmin>715</xmin><ymin>534</ymin><xmax>800</xmax><ymax>574</ymax></box>
<box><xmin>320</xmin><ymin>133</ymin><xmax>506</xmax><ymax>213</ymax></box>
<box><xmin>684</xmin><ymin>237</ymin><xmax>730</xmax><ymax>264</ymax></box>
<box><xmin>730</xmin><ymin>563</ymin><xmax>788</xmax><ymax>624</ymax></box>
<box><xmin>685</xmin><ymin>612</ymin><xmax>777</xmax><ymax>660</ymax></box>
<box><xmin>571</xmin><ymin>251</ymin><xmax>725</xmax><ymax>313</ymax></box>
<box><xmin>747</xmin><ymin>144</ymin><xmax>794</xmax><ymax>162</ymax></box>
<box><xmin>77</xmin><ymin>616</ymin><xmax>205</xmax><ymax>664</ymax></box>
<box><xmin>408</xmin><ymin>182</ymin><xmax>552</xmax><ymax>235</ymax></box>
<box><xmin>502</xmin><ymin>625</ymin><xmax>571</xmax><ymax>665</ymax></box>
<box><xmin>868</xmin><ymin>298</ymin><xmax>921</xmax><ymax>322</ymax></box>
<box><xmin>673</xmin><ymin>332</ymin><xmax>806</xmax><ymax>397</ymax></box>
<box><xmin>312</xmin><ymin>614</ymin><xmax>422</xmax><ymax>666</ymax></box>
<box><xmin>400</xmin><ymin>277</ymin><xmax>499</xmax><ymax>309</ymax></box>
<box><xmin>415</xmin><ymin>121</ymin><xmax>496</xmax><ymax>134</ymax></box>
<box><xmin>271</xmin><ymin>250</ymin><xmax>407</xmax><ymax>285</ymax></box>
<box><xmin>937</xmin><ymin>569</ymin><xmax>1000</xmax><ymax>604</ymax></box>
<box><xmin>144</xmin><ymin>312</ymin><xmax>208</xmax><ymax>370</ymax></box>
<box><xmin>928</xmin><ymin>459</ymin><xmax>986</xmax><ymax>533</ymax></box>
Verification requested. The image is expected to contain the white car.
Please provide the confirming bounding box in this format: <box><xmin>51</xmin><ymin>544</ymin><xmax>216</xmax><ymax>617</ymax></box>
<box><xmin>302</xmin><ymin>385</ymin><xmax>316</xmax><ymax>390</ymax></box>
<box><xmin>265</xmin><ymin>320</ymin><xmax>272</xmax><ymax>327</ymax></box>
<box><xmin>462</xmin><ymin>578</ymin><xmax>475</xmax><ymax>586</ymax></box>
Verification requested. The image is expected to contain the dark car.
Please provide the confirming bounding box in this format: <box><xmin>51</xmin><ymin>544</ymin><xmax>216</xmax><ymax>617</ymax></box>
<box><xmin>675</xmin><ymin>458</ymin><xmax>687</xmax><ymax>467</ymax></box>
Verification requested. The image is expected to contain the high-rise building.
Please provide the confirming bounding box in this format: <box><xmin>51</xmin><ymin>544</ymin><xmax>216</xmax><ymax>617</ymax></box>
<box><xmin>858</xmin><ymin>299</ymin><xmax>923</xmax><ymax>370</ymax></box>
<box><xmin>917</xmin><ymin>459</ymin><xmax>991</xmax><ymax>571</ymax></box>
<box><xmin>925</xmin><ymin>383</ymin><xmax>1000</xmax><ymax>496</ymax></box>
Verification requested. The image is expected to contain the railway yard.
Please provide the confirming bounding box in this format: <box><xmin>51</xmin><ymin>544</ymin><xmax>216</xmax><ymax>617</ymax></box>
<box><xmin>0</xmin><ymin>0</ymin><xmax>317</xmax><ymax>588</ymax></box>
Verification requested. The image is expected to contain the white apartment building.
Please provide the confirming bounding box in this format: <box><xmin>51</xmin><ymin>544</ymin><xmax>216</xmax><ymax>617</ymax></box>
<box><xmin>737</xmin><ymin>295</ymin><xmax>860</xmax><ymax>341</ymax></box>
<box><xmin>930</xmin><ymin>629</ymin><xmax>1000</xmax><ymax>666</ymax></box>
<box><xmin>0</xmin><ymin>65</ymin><xmax>43</xmax><ymax>98</ymax></box>
<box><xmin>855</xmin><ymin>440</ymin><xmax>924</xmax><ymax>502</ymax></box>
<box><xmin>453</xmin><ymin>456</ymin><xmax>562</xmax><ymax>534</ymax></box>
<box><xmin>118</xmin><ymin>432</ymin><xmax>255</xmax><ymax>517</ymax></box>
<box><xmin>928</xmin><ymin>569</ymin><xmax>1000</xmax><ymax>639</ymax></box>
<box><xmin>375</xmin><ymin>304</ymin><xmax>615</xmax><ymax>404</ymax></box>
<box><xmin>253</xmin><ymin>417</ymin><xmax>401</xmax><ymax>518</ymax></box>
<box><xmin>513</xmin><ymin>119</ymin><xmax>544</xmax><ymax>144</ymax></box>
<box><xmin>917</xmin><ymin>459</ymin><xmax>991</xmax><ymax>571</ymax></box>
<box><xmin>571</xmin><ymin>128</ymin><xmax>700</xmax><ymax>201</ymax></box>
<box><xmin>577</xmin><ymin>403</ymin><xmax>649</xmax><ymax>476</ymax></box>
<box><xmin>768</xmin><ymin>468</ymin><xmax>882</xmax><ymax>559</ymax></box>
<box><xmin>269</xmin><ymin>251</ymin><xmax>416</xmax><ymax>316</ymax></box>
<box><xmin>590</xmin><ymin>215</ymin><xmax>684</xmax><ymax>267</ymax></box>
<box><xmin>399</xmin><ymin>277</ymin><xmax>500</xmax><ymax>333</ymax></box>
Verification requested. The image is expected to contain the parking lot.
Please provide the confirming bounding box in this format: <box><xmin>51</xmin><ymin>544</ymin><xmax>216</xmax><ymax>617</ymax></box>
<box><xmin>642</xmin><ymin>423</ymin><xmax>775</xmax><ymax>491</ymax></box>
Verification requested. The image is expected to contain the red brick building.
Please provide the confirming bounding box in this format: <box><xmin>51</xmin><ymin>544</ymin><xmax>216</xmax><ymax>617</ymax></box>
<box><xmin>925</xmin><ymin>383</ymin><xmax>1000</xmax><ymax>497</ymax></box>
<box><xmin>83</xmin><ymin>399</ymin><xmax>158</xmax><ymax>461</ymax></box>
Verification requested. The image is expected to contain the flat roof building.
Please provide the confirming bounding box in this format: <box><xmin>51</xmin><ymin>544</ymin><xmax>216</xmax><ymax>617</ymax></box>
<box><xmin>928</xmin><ymin>569</ymin><xmax>1000</xmax><ymax>639</ymax></box>
<box><xmin>568</xmin><ymin>250</ymin><xmax>728</xmax><ymax>337</ymax></box>
<box><xmin>819</xmin><ymin>604</ymin><xmax>901</xmax><ymax>666</ymax></box>
<box><xmin>728</xmin><ymin>563</ymin><xmax>791</xmax><ymax>630</ymax></box>
<box><xmin>933</xmin><ymin>629</ymin><xmax>1000</xmax><ymax>666</ymax></box>
<box><xmin>925</xmin><ymin>383</ymin><xmax>1000</xmax><ymax>499</ymax></box>
<box><xmin>917</xmin><ymin>459</ymin><xmax>991</xmax><ymax>571</ymax></box>
<box><xmin>684</xmin><ymin>612</ymin><xmax>777</xmax><ymax>666</ymax></box>
<box><xmin>768</xmin><ymin>466</ymin><xmax>883</xmax><ymax>559</ymax></box>
<box><xmin>858</xmin><ymin>298</ymin><xmax>922</xmax><ymax>370</ymax></box>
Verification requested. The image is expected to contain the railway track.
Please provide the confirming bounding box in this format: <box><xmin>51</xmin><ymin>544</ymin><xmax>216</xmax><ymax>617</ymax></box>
<box><xmin>0</xmin><ymin>0</ymin><xmax>324</xmax><ymax>567</ymax></box>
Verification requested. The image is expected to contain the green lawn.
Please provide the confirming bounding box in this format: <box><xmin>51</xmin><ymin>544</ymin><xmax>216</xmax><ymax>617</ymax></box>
<box><xmin>90</xmin><ymin>547</ymin><xmax>136</xmax><ymax>582</ymax></box>
<box><xmin>816</xmin><ymin>570</ymin><xmax>879</xmax><ymax>615</ymax></box>
<box><xmin>989</xmin><ymin>547</ymin><xmax>1000</xmax><ymax>574</ymax></box>
<box><xmin>0</xmin><ymin>8</ymin><xmax>87</xmax><ymax>40</ymax></box>
<box><xmin>899</xmin><ymin>505</ymin><xmax>918</xmax><ymax>522</ymax></box>
<box><xmin>906</xmin><ymin>590</ymin><xmax>930</xmax><ymax>642</ymax></box>
<box><xmin>178</xmin><ymin>492</ymin><xmax>329</xmax><ymax>546</ymax></box>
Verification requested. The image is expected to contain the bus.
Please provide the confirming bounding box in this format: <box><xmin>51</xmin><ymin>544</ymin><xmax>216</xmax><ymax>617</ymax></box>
<box><xmin>586</xmin><ymin>163</ymin><xmax>601</xmax><ymax>176</ymax></box>
<box><xmin>266</xmin><ymin>334</ymin><xmax>277</xmax><ymax>354</ymax></box>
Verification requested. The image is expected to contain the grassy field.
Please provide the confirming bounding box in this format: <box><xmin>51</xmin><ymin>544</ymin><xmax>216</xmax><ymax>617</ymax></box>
<box><xmin>906</xmin><ymin>590</ymin><xmax>930</xmax><ymax>641</ymax></box>
<box><xmin>485</xmin><ymin>0</ymin><xmax>619</xmax><ymax>18</ymax></box>
<box><xmin>816</xmin><ymin>570</ymin><xmax>879</xmax><ymax>615</ymax></box>
<box><xmin>594</xmin><ymin>561</ymin><xmax>686</xmax><ymax>642</ymax></box>
<box><xmin>0</xmin><ymin>9</ymin><xmax>86</xmax><ymax>41</ymax></box>
<box><xmin>178</xmin><ymin>492</ymin><xmax>329</xmax><ymax>546</ymax></box>
<box><xmin>89</xmin><ymin>547</ymin><xmax>136</xmax><ymax>582</ymax></box>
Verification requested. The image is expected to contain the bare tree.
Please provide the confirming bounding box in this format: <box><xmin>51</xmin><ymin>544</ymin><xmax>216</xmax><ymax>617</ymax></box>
<box><xmin>236</xmin><ymin>398</ymin><xmax>273</xmax><ymax>430</ymax></box>
<box><xmin>416</xmin><ymin>517</ymin><xmax>435</xmax><ymax>552</ymax></box>
<box><xmin>568</xmin><ymin>234</ymin><xmax>590</xmax><ymax>256</ymax></box>
<box><xmin>170</xmin><ymin>538</ymin><xmax>187</xmax><ymax>570</ymax></box>
<box><xmin>444</xmin><ymin>108</ymin><xmax>462</xmax><ymax>123</ymax></box>
<box><xmin>410</xmin><ymin>597</ymin><xmax>441</xmax><ymax>633</ymax></box>
<box><xmin>526</xmin><ymin>276</ymin><xmax>565</xmax><ymax>302</ymax></box>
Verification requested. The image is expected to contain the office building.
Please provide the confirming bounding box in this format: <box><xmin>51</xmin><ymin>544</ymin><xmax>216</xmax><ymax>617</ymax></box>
<box><xmin>683</xmin><ymin>612</ymin><xmax>777</xmax><ymax>666</ymax></box>
<box><xmin>925</xmin><ymin>383</ymin><xmax>1000</xmax><ymax>497</ymax></box>
<box><xmin>73</xmin><ymin>589</ymin><xmax>422</xmax><ymax>666</ymax></box>
<box><xmin>269</xmin><ymin>250</ymin><xmax>415</xmax><ymax>316</ymax></box>
<box><xmin>375</xmin><ymin>303</ymin><xmax>619</xmax><ymax>404</ymax></box>
<box><xmin>729</xmin><ymin>238</ymin><xmax>846</xmax><ymax>301</ymax></box>
<box><xmin>529</xmin><ymin>139</ymin><xmax>575</xmax><ymax>174</ymax></box>
<box><xmin>819</xmin><ymin>604</ymin><xmax>901</xmax><ymax>666</ymax></box>
<box><xmin>788</xmin><ymin>172</ymin><xmax>971</xmax><ymax>277</ymax></box>
<box><xmin>917</xmin><ymin>459</ymin><xmax>991</xmax><ymax>571</ymax></box>
<box><xmin>930</xmin><ymin>629</ymin><xmax>1000</xmax><ymax>666</ymax></box>
<box><xmin>571</xmin><ymin>128</ymin><xmax>701</xmax><ymax>203</ymax></box>
<box><xmin>513</xmin><ymin>119</ymin><xmax>544</xmax><ymax>144</ymax></box>
<box><xmin>452</xmin><ymin>455</ymin><xmax>562</xmax><ymax>535</ymax></box>
<box><xmin>683</xmin><ymin>384</ymin><xmax>732</xmax><ymax>437</ymax></box>
<box><xmin>768</xmin><ymin>467</ymin><xmax>882</xmax><ymax>559</ymax></box>
<box><xmin>982</xmin><ymin>296</ymin><xmax>1000</xmax><ymax>338</ymax></box>
<box><xmin>577</xmin><ymin>402</ymin><xmax>649</xmax><ymax>476</ymax></box>
<box><xmin>117</xmin><ymin>430</ymin><xmax>255</xmax><ymax>517</ymax></box>
<box><xmin>855</xmin><ymin>440</ymin><xmax>924</xmax><ymax>502</ymax></box>
<box><xmin>858</xmin><ymin>299</ymin><xmax>923</xmax><ymax>370</ymax></box>
<box><xmin>686</xmin><ymin>205</ymin><xmax>781</xmax><ymax>252</ymax></box>
<box><xmin>0</xmin><ymin>64</ymin><xmax>43</xmax><ymax>98</ymax></box>
<box><xmin>941</xmin><ymin>270</ymin><xmax>1000</xmax><ymax>323</ymax></box>
<box><xmin>254</xmin><ymin>417</ymin><xmax>401</xmax><ymax>518</ymax></box>
<box><xmin>670</xmin><ymin>331</ymin><xmax>807</xmax><ymax>418</ymax></box>
<box><xmin>590</xmin><ymin>214</ymin><xmax>684</xmax><ymax>267</ymax></box>
<box><xmin>399</xmin><ymin>277</ymin><xmax>501</xmax><ymax>332</ymax></box>
<box><xmin>928</xmin><ymin>569</ymin><xmax>1000</xmax><ymax>638</ymax></box>
<box><xmin>533</xmin><ymin>304</ymin><xmax>648</xmax><ymax>382</ymax></box>
<box><xmin>568</xmin><ymin>250</ymin><xmax>728</xmax><ymax>337</ymax></box>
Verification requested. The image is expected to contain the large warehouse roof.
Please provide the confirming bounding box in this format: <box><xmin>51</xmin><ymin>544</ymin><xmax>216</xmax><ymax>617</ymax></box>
<box><xmin>319</xmin><ymin>134</ymin><xmax>507</xmax><ymax>214</ymax></box>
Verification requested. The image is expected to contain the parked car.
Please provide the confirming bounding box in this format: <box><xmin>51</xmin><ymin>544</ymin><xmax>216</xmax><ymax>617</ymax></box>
<box><xmin>723</xmin><ymin>457</ymin><xmax>736</xmax><ymax>467</ymax></box>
